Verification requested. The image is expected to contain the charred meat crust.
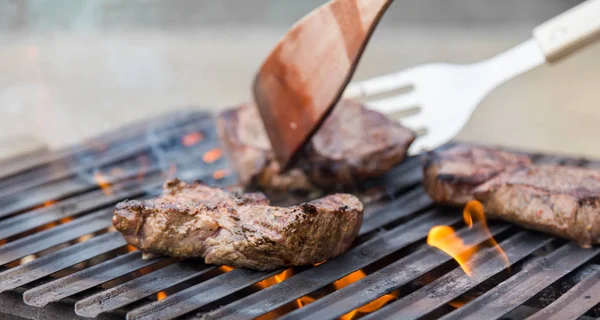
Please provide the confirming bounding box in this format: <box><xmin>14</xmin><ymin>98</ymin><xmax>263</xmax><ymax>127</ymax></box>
<box><xmin>113</xmin><ymin>179</ymin><xmax>363</xmax><ymax>270</ymax></box>
<box><xmin>474</xmin><ymin>165</ymin><xmax>600</xmax><ymax>247</ymax></box>
<box><xmin>422</xmin><ymin>144</ymin><xmax>532</xmax><ymax>205</ymax></box>
<box><xmin>217</xmin><ymin>99</ymin><xmax>416</xmax><ymax>192</ymax></box>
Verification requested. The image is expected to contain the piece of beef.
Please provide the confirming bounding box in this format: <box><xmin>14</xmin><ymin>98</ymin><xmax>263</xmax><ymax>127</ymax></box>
<box><xmin>217</xmin><ymin>99</ymin><xmax>416</xmax><ymax>193</ymax></box>
<box><xmin>474</xmin><ymin>164</ymin><xmax>600</xmax><ymax>248</ymax></box>
<box><xmin>113</xmin><ymin>179</ymin><xmax>363</xmax><ymax>270</ymax></box>
<box><xmin>423</xmin><ymin>144</ymin><xmax>532</xmax><ymax>205</ymax></box>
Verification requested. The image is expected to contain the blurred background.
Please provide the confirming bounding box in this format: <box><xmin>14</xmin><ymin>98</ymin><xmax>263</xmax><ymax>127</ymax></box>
<box><xmin>0</xmin><ymin>0</ymin><xmax>599</xmax><ymax>160</ymax></box>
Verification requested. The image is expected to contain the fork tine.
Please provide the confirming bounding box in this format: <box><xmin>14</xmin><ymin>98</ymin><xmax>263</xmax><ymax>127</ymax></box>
<box><xmin>366</xmin><ymin>93</ymin><xmax>420</xmax><ymax>114</ymax></box>
<box><xmin>344</xmin><ymin>70</ymin><xmax>415</xmax><ymax>99</ymax></box>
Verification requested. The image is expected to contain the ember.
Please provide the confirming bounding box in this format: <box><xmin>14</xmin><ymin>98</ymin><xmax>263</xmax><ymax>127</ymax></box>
<box><xmin>93</xmin><ymin>171</ymin><xmax>112</xmax><ymax>196</ymax></box>
<box><xmin>182</xmin><ymin>132</ymin><xmax>204</xmax><ymax>147</ymax></box>
<box><xmin>157</xmin><ymin>292</ymin><xmax>167</xmax><ymax>301</ymax></box>
<box><xmin>427</xmin><ymin>200</ymin><xmax>509</xmax><ymax>277</ymax></box>
<box><xmin>334</xmin><ymin>270</ymin><xmax>399</xmax><ymax>320</ymax></box>
<box><xmin>212</xmin><ymin>169</ymin><xmax>229</xmax><ymax>180</ymax></box>
<box><xmin>203</xmin><ymin>148</ymin><xmax>223</xmax><ymax>163</ymax></box>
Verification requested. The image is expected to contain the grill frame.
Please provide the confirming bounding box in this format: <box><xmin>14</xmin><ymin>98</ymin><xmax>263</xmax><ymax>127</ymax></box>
<box><xmin>0</xmin><ymin>110</ymin><xmax>599</xmax><ymax>320</ymax></box>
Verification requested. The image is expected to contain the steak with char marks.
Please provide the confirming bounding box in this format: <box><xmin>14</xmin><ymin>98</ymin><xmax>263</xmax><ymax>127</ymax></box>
<box><xmin>423</xmin><ymin>144</ymin><xmax>532</xmax><ymax>205</ymax></box>
<box><xmin>474</xmin><ymin>164</ymin><xmax>600</xmax><ymax>248</ymax></box>
<box><xmin>217</xmin><ymin>99</ymin><xmax>415</xmax><ymax>192</ymax></box>
<box><xmin>113</xmin><ymin>179</ymin><xmax>363</xmax><ymax>270</ymax></box>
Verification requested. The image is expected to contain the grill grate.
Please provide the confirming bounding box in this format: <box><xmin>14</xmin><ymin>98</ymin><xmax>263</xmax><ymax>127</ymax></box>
<box><xmin>1</xmin><ymin>110</ymin><xmax>599</xmax><ymax>320</ymax></box>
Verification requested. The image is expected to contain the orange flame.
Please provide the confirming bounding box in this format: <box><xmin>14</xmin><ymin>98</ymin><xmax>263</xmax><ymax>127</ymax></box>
<box><xmin>94</xmin><ymin>171</ymin><xmax>112</xmax><ymax>196</ymax></box>
<box><xmin>256</xmin><ymin>269</ymin><xmax>294</xmax><ymax>289</ymax></box>
<box><xmin>203</xmin><ymin>148</ymin><xmax>222</xmax><ymax>163</ymax></box>
<box><xmin>427</xmin><ymin>200</ymin><xmax>509</xmax><ymax>277</ymax></box>
<box><xmin>448</xmin><ymin>298</ymin><xmax>470</xmax><ymax>309</ymax></box>
<box><xmin>127</xmin><ymin>245</ymin><xmax>137</xmax><ymax>252</ymax></box>
<box><xmin>157</xmin><ymin>291</ymin><xmax>167</xmax><ymax>301</ymax></box>
<box><xmin>296</xmin><ymin>296</ymin><xmax>316</xmax><ymax>308</ymax></box>
<box><xmin>334</xmin><ymin>270</ymin><xmax>399</xmax><ymax>320</ymax></box>
<box><xmin>44</xmin><ymin>200</ymin><xmax>56</xmax><ymax>208</ymax></box>
<box><xmin>428</xmin><ymin>226</ymin><xmax>477</xmax><ymax>275</ymax></box>
<box><xmin>182</xmin><ymin>132</ymin><xmax>204</xmax><ymax>147</ymax></box>
<box><xmin>219</xmin><ymin>265</ymin><xmax>235</xmax><ymax>272</ymax></box>
<box><xmin>212</xmin><ymin>169</ymin><xmax>229</xmax><ymax>180</ymax></box>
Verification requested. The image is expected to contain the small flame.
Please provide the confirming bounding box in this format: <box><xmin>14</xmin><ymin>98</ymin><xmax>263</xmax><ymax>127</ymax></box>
<box><xmin>448</xmin><ymin>298</ymin><xmax>470</xmax><ymax>309</ymax></box>
<box><xmin>94</xmin><ymin>171</ymin><xmax>112</xmax><ymax>196</ymax></box>
<box><xmin>427</xmin><ymin>200</ymin><xmax>509</xmax><ymax>277</ymax></box>
<box><xmin>256</xmin><ymin>269</ymin><xmax>294</xmax><ymax>289</ymax></box>
<box><xmin>157</xmin><ymin>291</ymin><xmax>167</xmax><ymax>301</ymax></box>
<box><xmin>296</xmin><ymin>296</ymin><xmax>316</xmax><ymax>308</ymax></box>
<box><xmin>44</xmin><ymin>200</ymin><xmax>56</xmax><ymax>208</ymax></box>
<box><xmin>212</xmin><ymin>169</ymin><xmax>229</xmax><ymax>180</ymax></box>
<box><xmin>334</xmin><ymin>270</ymin><xmax>399</xmax><ymax>320</ymax></box>
<box><xmin>59</xmin><ymin>217</ymin><xmax>73</xmax><ymax>224</ymax></box>
<box><xmin>127</xmin><ymin>245</ymin><xmax>137</xmax><ymax>252</ymax></box>
<box><xmin>203</xmin><ymin>148</ymin><xmax>223</xmax><ymax>164</ymax></box>
<box><xmin>219</xmin><ymin>265</ymin><xmax>235</xmax><ymax>272</ymax></box>
<box><xmin>182</xmin><ymin>132</ymin><xmax>204</xmax><ymax>147</ymax></box>
<box><xmin>428</xmin><ymin>226</ymin><xmax>477</xmax><ymax>275</ymax></box>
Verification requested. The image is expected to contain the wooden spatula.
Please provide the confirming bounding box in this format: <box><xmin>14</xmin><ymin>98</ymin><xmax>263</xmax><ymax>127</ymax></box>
<box><xmin>253</xmin><ymin>0</ymin><xmax>394</xmax><ymax>169</ymax></box>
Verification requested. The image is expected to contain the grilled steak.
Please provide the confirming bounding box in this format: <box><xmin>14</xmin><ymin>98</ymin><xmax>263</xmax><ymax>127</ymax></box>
<box><xmin>474</xmin><ymin>164</ymin><xmax>600</xmax><ymax>247</ymax></box>
<box><xmin>217</xmin><ymin>99</ymin><xmax>416</xmax><ymax>193</ymax></box>
<box><xmin>113</xmin><ymin>179</ymin><xmax>363</xmax><ymax>270</ymax></box>
<box><xmin>423</xmin><ymin>144</ymin><xmax>532</xmax><ymax>205</ymax></box>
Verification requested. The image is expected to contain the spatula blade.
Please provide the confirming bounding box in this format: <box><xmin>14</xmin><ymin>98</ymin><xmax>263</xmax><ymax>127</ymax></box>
<box><xmin>253</xmin><ymin>0</ymin><xmax>393</xmax><ymax>168</ymax></box>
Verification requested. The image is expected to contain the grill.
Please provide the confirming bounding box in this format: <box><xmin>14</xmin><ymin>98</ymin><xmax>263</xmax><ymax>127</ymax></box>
<box><xmin>1</xmin><ymin>110</ymin><xmax>599</xmax><ymax>320</ymax></box>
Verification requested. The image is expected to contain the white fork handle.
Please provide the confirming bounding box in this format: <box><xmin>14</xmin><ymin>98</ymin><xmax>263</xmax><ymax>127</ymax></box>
<box><xmin>534</xmin><ymin>0</ymin><xmax>600</xmax><ymax>62</ymax></box>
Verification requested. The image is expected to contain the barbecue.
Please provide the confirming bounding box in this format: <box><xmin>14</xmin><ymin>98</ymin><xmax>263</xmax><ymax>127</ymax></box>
<box><xmin>423</xmin><ymin>144</ymin><xmax>532</xmax><ymax>205</ymax></box>
<box><xmin>217</xmin><ymin>99</ymin><xmax>415</xmax><ymax>193</ymax></box>
<box><xmin>475</xmin><ymin>164</ymin><xmax>600</xmax><ymax>248</ymax></box>
<box><xmin>1</xmin><ymin>110</ymin><xmax>600</xmax><ymax>320</ymax></box>
<box><xmin>113</xmin><ymin>179</ymin><xmax>363</xmax><ymax>270</ymax></box>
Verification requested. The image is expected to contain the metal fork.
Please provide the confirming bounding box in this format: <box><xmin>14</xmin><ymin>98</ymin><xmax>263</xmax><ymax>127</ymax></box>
<box><xmin>344</xmin><ymin>0</ymin><xmax>600</xmax><ymax>155</ymax></box>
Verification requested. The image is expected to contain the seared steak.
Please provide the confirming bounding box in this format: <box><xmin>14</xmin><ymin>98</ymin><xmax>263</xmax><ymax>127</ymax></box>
<box><xmin>217</xmin><ymin>99</ymin><xmax>416</xmax><ymax>192</ymax></box>
<box><xmin>113</xmin><ymin>179</ymin><xmax>363</xmax><ymax>270</ymax></box>
<box><xmin>474</xmin><ymin>165</ymin><xmax>600</xmax><ymax>247</ymax></box>
<box><xmin>423</xmin><ymin>144</ymin><xmax>532</xmax><ymax>205</ymax></box>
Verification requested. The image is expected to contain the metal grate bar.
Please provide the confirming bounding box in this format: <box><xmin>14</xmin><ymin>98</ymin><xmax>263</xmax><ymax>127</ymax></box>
<box><xmin>24</xmin><ymin>251</ymin><xmax>162</xmax><ymax>307</ymax></box>
<box><xmin>127</xmin><ymin>268</ymin><xmax>281</xmax><ymax>320</ymax></box>
<box><xmin>0</xmin><ymin>143</ymin><xmax>149</xmax><ymax>199</ymax></box>
<box><xmin>0</xmin><ymin>116</ymin><xmax>217</xmax><ymax>206</ymax></box>
<box><xmin>359</xmin><ymin>186</ymin><xmax>432</xmax><ymax>235</ymax></box>
<box><xmin>526</xmin><ymin>268</ymin><xmax>600</xmax><ymax>320</ymax></box>
<box><xmin>197</xmin><ymin>210</ymin><xmax>461</xmax><ymax>320</ymax></box>
<box><xmin>441</xmin><ymin>243</ymin><xmax>600</xmax><ymax>320</ymax></box>
<box><xmin>0</xmin><ymin>113</ymin><xmax>210</xmax><ymax>193</ymax></box>
<box><xmin>0</xmin><ymin>110</ymin><xmax>195</xmax><ymax>182</ymax></box>
<box><xmin>0</xmin><ymin>185</ymin><xmax>144</xmax><ymax>238</ymax></box>
<box><xmin>0</xmin><ymin>179</ymin><xmax>87</xmax><ymax>220</ymax></box>
<box><xmin>362</xmin><ymin>232</ymin><xmax>554</xmax><ymax>320</ymax></box>
<box><xmin>0</xmin><ymin>232</ymin><xmax>126</xmax><ymax>293</ymax></box>
<box><xmin>380</xmin><ymin>156</ymin><xmax>424</xmax><ymax>196</ymax></box>
<box><xmin>0</xmin><ymin>141</ymin><xmax>222</xmax><ymax>220</ymax></box>
<box><xmin>281</xmin><ymin>223</ymin><xmax>512</xmax><ymax>320</ymax></box>
<box><xmin>0</xmin><ymin>209</ymin><xmax>113</xmax><ymax>266</ymax></box>
<box><xmin>123</xmin><ymin>185</ymin><xmax>430</xmax><ymax>320</ymax></box>
<box><xmin>75</xmin><ymin>262</ymin><xmax>217</xmax><ymax>318</ymax></box>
